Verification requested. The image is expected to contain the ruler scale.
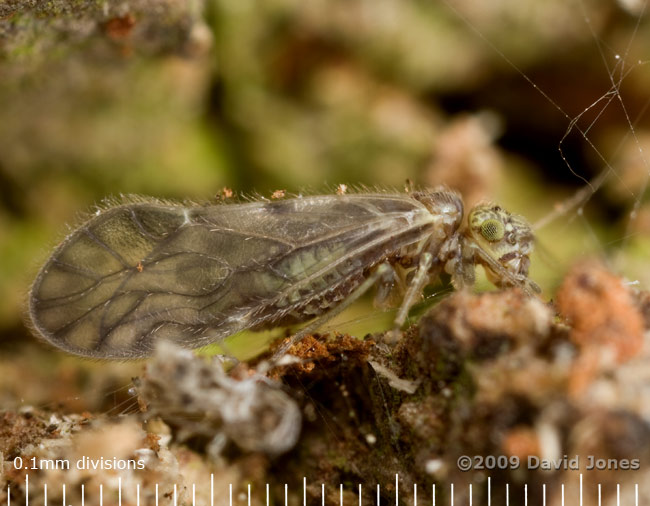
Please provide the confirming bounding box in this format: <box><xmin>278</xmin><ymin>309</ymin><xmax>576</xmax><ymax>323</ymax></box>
<box><xmin>579</xmin><ymin>474</ymin><xmax>582</xmax><ymax>506</ymax></box>
<box><xmin>3</xmin><ymin>475</ymin><xmax>643</xmax><ymax>505</ymax></box>
<box><xmin>395</xmin><ymin>475</ymin><xmax>398</xmax><ymax>506</ymax></box>
<box><xmin>598</xmin><ymin>483</ymin><xmax>601</xmax><ymax>506</ymax></box>
<box><xmin>487</xmin><ymin>477</ymin><xmax>490</xmax><ymax>506</ymax></box>
<box><xmin>524</xmin><ymin>484</ymin><xmax>527</xmax><ymax>506</ymax></box>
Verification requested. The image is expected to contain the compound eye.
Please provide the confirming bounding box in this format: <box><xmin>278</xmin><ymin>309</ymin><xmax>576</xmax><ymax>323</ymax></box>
<box><xmin>480</xmin><ymin>219</ymin><xmax>505</xmax><ymax>242</ymax></box>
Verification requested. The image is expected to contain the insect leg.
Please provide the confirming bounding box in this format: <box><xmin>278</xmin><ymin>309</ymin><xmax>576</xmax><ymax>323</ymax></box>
<box><xmin>271</xmin><ymin>262</ymin><xmax>395</xmax><ymax>361</ymax></box>
<box><xmin>393</xmin><ymin>251</ymin><xmax>433</xmax><ymax>329</ymax></box>
<box><xmin>373</xmin><ymin>262</ymin><xmax>403</xmax><ymax>309</ymax></box>
<box><xmin>468</xmin><ymin>241</ymin><xmax>541</xmax><ymax>294</ymax></box>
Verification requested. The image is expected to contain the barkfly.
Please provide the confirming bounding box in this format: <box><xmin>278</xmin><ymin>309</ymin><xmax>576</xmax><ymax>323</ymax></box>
<box><xmin>29</xmin><ymin>189</ymin><xmax>539</xmax><ymax>359</ymax></box>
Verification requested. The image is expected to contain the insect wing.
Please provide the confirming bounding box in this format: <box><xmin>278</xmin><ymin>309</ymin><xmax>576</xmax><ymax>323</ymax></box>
<box><xmin>29</xmin><ymin>195</ymin><xmax>440</xmax><ymax>358</ymax></box>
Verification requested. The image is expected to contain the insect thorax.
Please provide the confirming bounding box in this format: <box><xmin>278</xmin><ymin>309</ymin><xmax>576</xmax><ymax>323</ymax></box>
<box><xmin>260</xmin><ymin>191</ymin><xmax>467</xmax><ymax>327</ymax></box>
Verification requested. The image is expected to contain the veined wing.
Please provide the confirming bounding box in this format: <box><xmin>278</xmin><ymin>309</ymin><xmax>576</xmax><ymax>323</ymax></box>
<box><xmin>29</xmin><ymin>193</ymin><xmax>449</xmax><ymax>358</ymax></box>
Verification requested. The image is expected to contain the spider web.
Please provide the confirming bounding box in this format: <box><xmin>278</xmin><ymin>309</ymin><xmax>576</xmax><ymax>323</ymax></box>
<box><xmin>439</xmin><ymin>0</ymin><xmax>650</xmax><ymax>289</ymax></box>
<box><xmin>538</xmin><ymin>0</ymin><xmax>649</xmax><ymax>281</ymax></box>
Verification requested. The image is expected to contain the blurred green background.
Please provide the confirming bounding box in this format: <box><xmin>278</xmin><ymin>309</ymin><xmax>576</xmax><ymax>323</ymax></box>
<box><xmin>1</xmin><ymin>0</ymin><xmax>649</xmax><ymax>409</ymax></box>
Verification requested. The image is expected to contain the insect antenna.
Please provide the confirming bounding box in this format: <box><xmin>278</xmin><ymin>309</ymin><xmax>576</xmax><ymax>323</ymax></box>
<box><xmin>533</xmin><ymin>169</ymin><xmax>609</xmax><ymax>231</ymax></box>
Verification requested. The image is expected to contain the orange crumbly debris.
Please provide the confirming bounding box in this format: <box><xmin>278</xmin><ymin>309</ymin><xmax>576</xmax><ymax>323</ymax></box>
<box><xmin>557</xmin><ymin>261</ymin><xmax>643</xmax><ymax>362</ymax></box>
<box><xmin>269</xmin><ymin>334</ymin><xmax>374</xmax><ymax>375</ymax></box>
<box><xmin>556</xmin><ymin>261</ymin><xmax>644</xmax><ymax>394</ymax></box>
<box><xmin>145</xmin><ymin>432</ymin><xmax>161</xmax><ymax>452</ymax></box>
<box><xmin>502</xmin><ymin>427</ymin><xmax>541</xmax><ymax>459</ymax></box>
<box><xmin>104</xmin><ymin>14</ymin><xmax>136</xmax><ymax>40</ymax></box>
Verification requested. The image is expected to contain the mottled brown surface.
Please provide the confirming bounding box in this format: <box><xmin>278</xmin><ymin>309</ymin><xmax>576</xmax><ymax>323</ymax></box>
<box><xmin>0</xmin><ymin>411</ymin><xmax>57</xmax><ymax>459</ymax></box>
